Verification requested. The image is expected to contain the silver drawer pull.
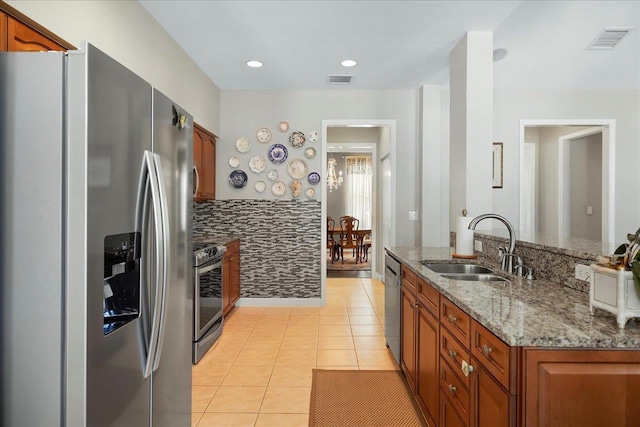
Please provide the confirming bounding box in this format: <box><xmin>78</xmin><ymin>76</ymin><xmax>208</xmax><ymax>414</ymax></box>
<box><xmin>447</xmin><ymin>314</ymin><xmax>457</xmax><ymax>323</ymax></box>
<box><xmin>448</xmin><ymin>384</ymin><xmax>456</xmax><ymax>393</ymax></box>
<box><xmin>412</xmin><ymin>302</ymin><xmax>419</xmax><ymax>309</ymax></box>
<box><xmin>481</xmin><ymin>344</ymin><xmax>493</xmax><ymax>356</ymax></box>
<box><xmin>448</xmin><ymin>349</ymin><xmax>457</xmax><ymax>359</ymax></box>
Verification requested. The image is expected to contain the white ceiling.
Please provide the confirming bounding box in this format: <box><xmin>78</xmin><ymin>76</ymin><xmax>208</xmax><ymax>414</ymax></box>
<box><xmin>140</xmin><ymin>1</ymin><xmax>639</xmax><ymax>91</ymax></box>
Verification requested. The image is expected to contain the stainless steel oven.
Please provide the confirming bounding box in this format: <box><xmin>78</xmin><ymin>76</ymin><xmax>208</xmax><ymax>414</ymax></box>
<box><xmin>193</xmin><ymin>243</ymin><xmax>226</xmax><ymax>363</ymax></box>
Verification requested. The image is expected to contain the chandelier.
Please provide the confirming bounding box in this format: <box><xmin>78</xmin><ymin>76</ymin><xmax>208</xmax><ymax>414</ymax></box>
<box><xmin>326</xmin><ymin>157</ymin><xmax>343</xmax><ymax>192</ymax></box>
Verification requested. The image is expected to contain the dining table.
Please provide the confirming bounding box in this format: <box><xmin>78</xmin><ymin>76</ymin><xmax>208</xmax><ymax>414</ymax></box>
<box><xmin>328</xmin><ymin>228</ymin><xmax>371</xmax><ymax>263</ymax></box>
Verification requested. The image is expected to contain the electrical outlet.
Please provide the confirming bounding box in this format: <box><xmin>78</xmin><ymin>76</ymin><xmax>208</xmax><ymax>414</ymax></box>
<box><xmin>474</xmin><ymin>240</ymin><xmax>483</xmax><ymax>252</ymax></box>
<box><xmin>575</xmin><ymin>264</ymin><xmax>591</xmax><ymax>282</ymax></box>
<box><xmin>409</xmin><ymin>211</ymin><xmax>418</xmax><ymax>221</ymax></box>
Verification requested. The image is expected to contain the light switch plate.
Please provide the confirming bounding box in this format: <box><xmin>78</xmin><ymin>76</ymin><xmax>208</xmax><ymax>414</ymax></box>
<box><xmin>409</xmin><ymin>211</ymin><xmax>418</xmax><ymax>221</ymax></box>
<box><xmin>575</xmin><ymin>264</ymin><xmax>591</xmax><ymax>281</ymax></box>
<box><xmin>474</xmin><ymin>240</ymin><xmax>483</xmax><ymax>252</ymax></box>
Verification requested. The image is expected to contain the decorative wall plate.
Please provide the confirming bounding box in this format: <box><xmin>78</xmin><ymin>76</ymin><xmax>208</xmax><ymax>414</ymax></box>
<box><xmin>277</xmin><ymin>121</ymin><xmax>290</xmax><ymax>133</ymax></box>
<box><xmin>307</xmin><ymin>131</ymin><xmax>319</xmax><ymax>143</ymax></box>
<box><xmin>229</xmin><ymin>170</ymin><xmax>248</xmax><ymax>188</ymax></box>
<box><xmin>271</xmin><ymin>181</ymin><xmax>286</xmax><ymax>196</ymax></box>
<box><xmin>254</xmin><ymin>181</ymin><xmax>266</xmax><ymax>193</ymax></box>
<box><xmin>228</xmin><ymin>156</ymin><xmax>240</xmax><ymax>168</ymax></box>
<box><xmin>305</xmin><ymin>188</ymin><xmax>315</xmax><ymax>198</ymax></box>
<box><xmin>287</xmin><ymin>158</ymin><xmax>308</xmax><ymax>179</ymax></box>
<box><xmin>249</xmin><ymin>155</ymin><xmax>266</xmax><ymax>173</ymax></box>
<box><xmin>307</xmin><ymin>172</ymin><xmax>321</xmax><ymax>185</ymax></box>
<box><xmin>267</xmin><ymin>169</ymin><xmax>279</xmax><ymax>181</ymax></box>
<box><xmin>235</xmin><ymin>137</ymin><xmax>251</xmax><ymax>153</ymax></box>
<box><xmin>268</xmin><ymin>143</ymin><xmax>288</xmax><ymax>164</ymax></box>
<box><xmin>256</xmin><ymin>128</ymin><xmax>272</xmax><ymax>143</ymax></box>
<box><xmin>304</xmin><ymin>147</ymin><xmax>316</xmax><ymax>159</ymax></box>
<box><xmin>289</xmin><ymin>131</ymin><xmax>306</xmax><ymax>148</ymax></box>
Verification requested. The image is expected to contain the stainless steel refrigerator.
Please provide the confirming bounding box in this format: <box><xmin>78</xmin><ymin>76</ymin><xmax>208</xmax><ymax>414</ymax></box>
<box><xmin>0</xmin><ymin>42</ymin><xmax>193</xmax><ymax>426</ymax></box>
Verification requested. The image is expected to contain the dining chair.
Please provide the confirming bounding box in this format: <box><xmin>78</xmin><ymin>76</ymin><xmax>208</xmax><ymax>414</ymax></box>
<box><xmin>327</xmin><ymin>217</ymin><xmax>340</xmax><ymax>263</ymax></box>
<box><xmin>339</xmin><ymin>216</ymin><xmax>360</xmax><ymax>264</ymax></box>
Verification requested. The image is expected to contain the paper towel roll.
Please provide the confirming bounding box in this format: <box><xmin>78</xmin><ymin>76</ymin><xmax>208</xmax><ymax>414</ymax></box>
<box><xmin>455</xmin><ymin>216</ymin><xmax>474</xmax><ymax>255</ymax></box>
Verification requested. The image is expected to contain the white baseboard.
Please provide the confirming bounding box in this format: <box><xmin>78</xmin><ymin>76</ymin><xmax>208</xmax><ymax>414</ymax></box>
<box><xmin>235</xmin><ymin>297</ymin><xmax>325</xmax><ymax>307</ymax></box>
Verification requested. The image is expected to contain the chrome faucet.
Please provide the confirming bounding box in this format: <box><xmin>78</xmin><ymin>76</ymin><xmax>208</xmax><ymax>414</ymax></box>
<box><xmin>468</xmin><ymin>213</ymin><xmax>518</xmax><ymax>273</ymax></box>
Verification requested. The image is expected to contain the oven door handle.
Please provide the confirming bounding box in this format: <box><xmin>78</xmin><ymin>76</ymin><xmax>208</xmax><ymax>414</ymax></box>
<box><xmin>197</xmin><ymin>259</ymin><xmax>223</xmax><ymax>274</ymax></box>
<box><xmin>136</xmin><ymin>150</ymin><xmax>164</xmax><ymax>379</ymax></box>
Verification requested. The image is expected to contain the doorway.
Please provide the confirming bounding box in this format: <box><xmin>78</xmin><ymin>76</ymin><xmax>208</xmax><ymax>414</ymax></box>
<box><xmin>519</xmin><ymin>119</ymin><xmax>615</xmax><ymax>242</ymax></box>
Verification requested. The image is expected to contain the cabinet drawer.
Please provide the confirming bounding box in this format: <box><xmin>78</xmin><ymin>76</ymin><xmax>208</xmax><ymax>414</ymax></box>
<box><xmin>441</xmin><ymin>392</ymin><xmax>468</xmax><ymax>427</ymax></box>
<box><xmin>471</xmin><ymin>321</ymin><xmax>512</xmax><ymax>391</ymax></box>
<box><xmin>440</xmin><ymin>297</ymin><xmax>471</xmax><ymax>348</ymax></box>
<box><xmin>440</xmin><ymin>327</ymin><xmax>471</xmax><ymax>389</ymax></box>
<box><xmin>402</xmin><ymin>267</ymin><xmax>417</xmax><ymax>295</ymax></box>
<box><xmin>440</xmin><ymin>356</ymin><xmax>470</xmax><ymax>424</ymax></box>
<box><xmin>417</xmin><ymin>277</ymin><xmax>439</xmax><ymax>317</ymax></box>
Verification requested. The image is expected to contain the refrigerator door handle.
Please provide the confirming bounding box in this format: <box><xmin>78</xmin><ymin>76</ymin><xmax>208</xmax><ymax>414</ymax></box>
<box><xmin>193</xmin><ymin>165</ymin><xmax>200</xmax><ymax>197</ymax></box>
<box><xmin>152</xmin><ymin>153</ymin><xmax>170</xmax><ymax>372</ymax></box>
<box><xmin>136</xmin><ymin>150</ymin><xmax>164</xmax><ymax>379</ymax></box>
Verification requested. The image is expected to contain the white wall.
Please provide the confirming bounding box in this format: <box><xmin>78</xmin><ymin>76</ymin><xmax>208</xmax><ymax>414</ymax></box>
<box><xmin>494</xmin><ymin>90</ymin><xmax>640</xmax><ymax>242</ymax></box>
<box><xmin>8</xmin><ymin>0</ymin><xmax>221</xmax><ymax>134</ymax></box>
<box><xmin>570</xmin><ymin>133</ymin><xmax>602</xmax><ymax>240</ymax></box>
<box><xmin>219</xmin><ymin>90</ymin><xmax>419</xmax><ymax>246</ymax></box>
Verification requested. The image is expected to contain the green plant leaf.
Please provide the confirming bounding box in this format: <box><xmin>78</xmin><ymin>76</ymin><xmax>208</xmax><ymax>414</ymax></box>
<box><xmin>631</xmin><ymin>260</ymin><xmax>640</xmax><ymax>290</ymax></box>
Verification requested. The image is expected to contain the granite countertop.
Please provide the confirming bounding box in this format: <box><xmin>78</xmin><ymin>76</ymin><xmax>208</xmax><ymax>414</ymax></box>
<box><xmin>193</xmin><ymin>234</ymin><xmax>240</xmax><ymax>246</ymax></box>
<box><xmin>387</xmin><ymin>247</ymin><xmax>640</xmax><ymax>349</ymax></box>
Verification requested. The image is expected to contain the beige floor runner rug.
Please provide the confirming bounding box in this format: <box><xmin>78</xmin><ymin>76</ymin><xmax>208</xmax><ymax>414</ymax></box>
<box><xmin>309</xmin><ymin>369</ymin><xmax>427</xmax><ymax>427</ymax></box>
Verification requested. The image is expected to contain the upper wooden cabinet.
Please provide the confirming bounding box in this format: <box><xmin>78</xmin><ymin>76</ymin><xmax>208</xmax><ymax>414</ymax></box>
<box><xmin>1</xmin><ymin>3</ymin><xmax>74</xmax><ymax>52</ymax></box>
<box><xmin>7</xmin><ymin>16</ymin><xmax>64</xmax><ymax>51</ymax></box>
<box><xmin>193</xmin><ymin>123</ymin><xmax>216</xmax><ymax>201</ymax></box>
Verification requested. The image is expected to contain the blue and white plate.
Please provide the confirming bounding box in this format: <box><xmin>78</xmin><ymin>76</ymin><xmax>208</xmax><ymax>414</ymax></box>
<box><xmin>229</xmin><ymin>170</ymin><xmax>248</xmax><ymax>188</ymax></box>
<box><xmin>268</xmin><ymin>143</ymin><xmax>288</xmax><ymax>164</ymax></box>
<box><xmin>307</xmin><ymin>172</ymin><xmax>321</xmax><ymax>185</ymax></box>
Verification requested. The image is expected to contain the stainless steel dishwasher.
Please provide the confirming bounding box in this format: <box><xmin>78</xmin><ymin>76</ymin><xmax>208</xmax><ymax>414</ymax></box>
<box><xmin>384</xmin><ymin>251</ymin><xmax>402</xmax><ymax>365</ymax></box>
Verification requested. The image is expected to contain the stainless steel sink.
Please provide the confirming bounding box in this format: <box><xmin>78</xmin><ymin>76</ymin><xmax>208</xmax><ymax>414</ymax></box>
<box><xmin>420</xmin><ymin>262</ymin><xmax>493</xmax><ymax>274</ymax></box>
<box><xmin>440</xmin><ymin>273</ymin><xmax>508</xmax><ymax>282</ymax></box>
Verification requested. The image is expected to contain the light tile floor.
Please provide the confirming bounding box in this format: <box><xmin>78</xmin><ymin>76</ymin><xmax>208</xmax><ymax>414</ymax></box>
<box><xmin>191</xmin><ymin>277</ymin><xmax>398</xmax><ymax>427</ymax></box>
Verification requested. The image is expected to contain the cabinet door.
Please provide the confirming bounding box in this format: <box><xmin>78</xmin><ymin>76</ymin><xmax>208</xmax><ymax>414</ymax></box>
<box><xmin>7</xmin><ymin>17</ymin><xmax>64</xmax><ymax>52</ymax></box>
<box><xmin>401</xmin><ymin>286</ymin><xmax>417</xmax><ymax>390</ymax></box>
<box><xmin>470</xmin><ymin>360</ymin><xmax>514</xmax><ymax>427</ymax></box>
<box><xmin>202</xmin><ymin>133</ymin><xmax>216</xmax><ymax>199</ymax></box>
<box><xmin>1</xmin><ymin>11</ymin><xmax>7</xmax><ymax>51</ymax></box>
<box><xmin>524</xmin><ymin>349</ymin><xmax>640</xmax><ymax>427</ymax></box>
<box><xmin>193</xmin><ymin>127</ymin><xmax>204</xmax><ymax>199</ymax></box>
<box><xmin>417</xmin><ymin>305</ymin><xmax>439</xmax><ymax>427</ymax></box>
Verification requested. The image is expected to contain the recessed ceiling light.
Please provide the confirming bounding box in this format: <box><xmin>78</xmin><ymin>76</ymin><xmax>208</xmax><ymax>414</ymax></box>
<box><xmin>246</xmin><ymin>60</ymin><xmax>263</xmax><ymax>68</ymax></box>
<box><xmin>340</xmin><ymin>59</ymin><xmax>357</xmax><ymax>67</ymax></box>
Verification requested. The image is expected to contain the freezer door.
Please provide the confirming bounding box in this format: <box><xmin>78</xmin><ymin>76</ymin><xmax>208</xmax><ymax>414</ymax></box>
<box><xmin>150</xmin><ymin>89</ymin><xmax>193</xmax><ymax>426</ymax></box>
<box><xmin>82</xmin><ymin>44</ymin><xmax>153</xmax><ymax>427</ymax></box>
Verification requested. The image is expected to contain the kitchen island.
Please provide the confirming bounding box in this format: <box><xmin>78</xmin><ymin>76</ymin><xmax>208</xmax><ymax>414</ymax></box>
<box><xmin>387</xmin><ymin>246</ymin><xmax>640</xmax><ymax>427</ymax></box>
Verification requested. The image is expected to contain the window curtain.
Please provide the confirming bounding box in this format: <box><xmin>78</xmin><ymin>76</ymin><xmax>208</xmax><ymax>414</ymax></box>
<box><xmin>346</xmin><ymin>156</ymin><xmax>373</xmax><ymax>229</ymax></box>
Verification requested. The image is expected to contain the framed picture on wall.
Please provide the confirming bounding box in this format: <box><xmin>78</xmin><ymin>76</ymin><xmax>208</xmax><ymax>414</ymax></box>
<box><xmin>492</xmin><ymin>142</ymin><xmax>503</xmax><ymax>188</ymax></box>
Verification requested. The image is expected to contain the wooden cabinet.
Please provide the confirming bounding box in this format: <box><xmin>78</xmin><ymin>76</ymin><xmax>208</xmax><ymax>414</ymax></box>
<box><xmin>401</xmin><ymin>284</ymin><xmax>417</xmax><ymax>390</ymax></box>
<box><xmin>223</xmin><ymin>240</ymin><xmax>240</xmax><ymax>316</ymax></box>
<box><xmin>416</xmin><ymin>300</ymin><xmax>440</xmax><ymax>427</ymax></box>
<box><xmin>402</xmin><ymin>276</ymin><xmax>440</xmax><ymax>427</ymax></box>
<box><xmin>1</xmin><ymin>4</ymin><xmax>73</xmax><ymax>52</ymax></box>
<box><xmin>522</xmin><ymin>349</ymin><xmax>640</xmax><ymax>427</ymax></box>
<box><xmin>400</xmin><ymin>262</ymin><xmax>640</xmax><ymax>427</ymax></box>
<box><xmin>193</xmin><ymin>123</ymin><xmax>216</xmax><ymax>201</ymax></box>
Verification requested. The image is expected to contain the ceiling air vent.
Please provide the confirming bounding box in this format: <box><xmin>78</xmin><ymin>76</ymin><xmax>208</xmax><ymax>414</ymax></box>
<box><xmin>328</xmin><ymin>75</ymin><xmax>353</xmax><ymax>85</ymax></box>
<box><xmin>587</xmin><ymin>27</ymin><xmax>633</xmax><ymax>50</ymax></box>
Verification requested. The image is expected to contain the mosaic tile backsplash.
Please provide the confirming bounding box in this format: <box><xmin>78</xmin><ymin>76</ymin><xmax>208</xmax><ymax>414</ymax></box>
<box><xmin>194</xmin><ymin>200</ymin><xmax>322</xmax><ymax>299</ymax></box>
